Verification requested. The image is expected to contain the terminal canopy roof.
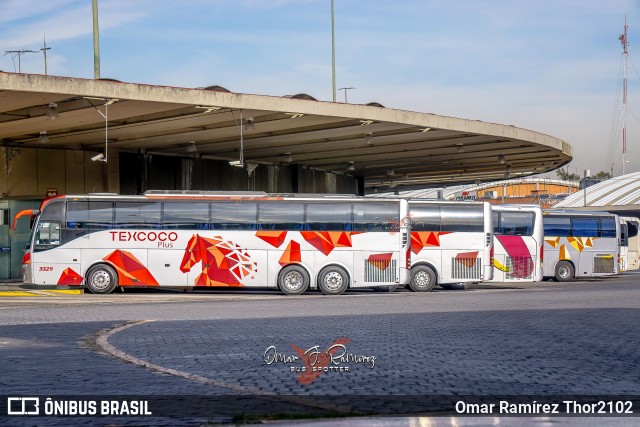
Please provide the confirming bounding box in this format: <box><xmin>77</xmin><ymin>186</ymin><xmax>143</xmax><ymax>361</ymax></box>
<box><xmin>0</xmin><ymin>72</ymin><xmax>572</xmax><ymax>192</ymax></box>
<box><xmin>555</xmin><ymin>171</ymin><xmax>640</xmax><ymax>218</ymax></box>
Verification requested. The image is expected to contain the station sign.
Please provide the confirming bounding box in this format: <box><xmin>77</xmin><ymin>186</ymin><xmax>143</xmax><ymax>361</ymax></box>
<box><xmin>454</xmin><ymin>190</ymin><xmax>477</xmax><ymax>200</ymax></box>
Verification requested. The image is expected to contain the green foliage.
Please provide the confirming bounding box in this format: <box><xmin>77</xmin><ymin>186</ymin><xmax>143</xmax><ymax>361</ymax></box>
<box><xmin>555</xmin><ymin>168</ymin><xmax>580</xmax><ymax>181</ymax></box>
<box><xmin>555</xmin><ymin>169</ymin><xmax>612</xmax><ymax>181</ymax></box>
<box><xmin>593</xmin><ymin>171</ymin><xmax>612</xmax><ymax>180</ymax></box>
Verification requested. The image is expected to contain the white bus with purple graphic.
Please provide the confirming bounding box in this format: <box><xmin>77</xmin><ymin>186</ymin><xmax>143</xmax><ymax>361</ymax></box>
<box><xmin>488</xmin><ymin>205</ymin><xmax>543</xmax><ymax>283</ymax></box>
<box><xmin>407</xmin><ymin>200</ymin><xmax>493</xmax><ymax>291</ymax></box>
<box><xmin>14</xmin><ymin>192</ymin><xmax>410</xmax><ymax>295</ymax></box>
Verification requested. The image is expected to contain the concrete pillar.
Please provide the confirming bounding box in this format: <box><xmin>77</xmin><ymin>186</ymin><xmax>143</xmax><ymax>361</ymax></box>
<box><xmin>106</xmin><ymin>147</ymin><xmax>119</xmax><ymax>194</ymax></box>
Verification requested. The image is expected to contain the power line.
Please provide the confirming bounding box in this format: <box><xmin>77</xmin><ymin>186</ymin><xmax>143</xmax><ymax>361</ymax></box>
<box><xmin>3</xmin><ymin>49</ymin><xmax>38</xmax><ymax>73</ymax></box>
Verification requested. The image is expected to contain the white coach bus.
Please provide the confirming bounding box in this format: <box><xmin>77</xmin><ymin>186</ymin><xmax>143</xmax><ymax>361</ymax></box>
<box><xmin>543</xmin><ymin>210</ymin><xmax>620</xmax><ymax>281</ymax></box>
<box><xmin>13</xmin><ymin>191</ymin><xmax>410</xmax><ymax>295</ymax></box>
<box><xmin>407</xmin><ymin>200</ymin><xmax>493</xmax><ymax>291</ymax></box>
<box><xmin>621</xmin><ymin>216</ymin><xmax>640</xmax><ymax>270</ymax></box>
<box><xmin>488</xmin><ymin>205</ymin><xmax>543</xmax><ymax>283</ymax></box>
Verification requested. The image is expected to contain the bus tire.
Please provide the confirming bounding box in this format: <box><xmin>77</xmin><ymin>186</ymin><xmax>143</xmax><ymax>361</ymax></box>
<box><xmin>278</xmin><ymin>265</ymin><xmax>309</xmax><ymax>295</ymax></box>
<box><xmin>409</xmin><ymin>265</ymin><xmax>436</xmax><ymax>292</ymax></box>
<box><xmin>85</xmin><ymin>264</ymin><xmax>118</xmax><ymax>294</ymax></box>
<box><xmin>555</xmin><ymin>261</ymin><xmax>574</xmax><ymax>282</ymax></box>
<box><xmin>317</xmin><ymin>265</ymin><xmax>349</xmax><ymax>295</ymax></box>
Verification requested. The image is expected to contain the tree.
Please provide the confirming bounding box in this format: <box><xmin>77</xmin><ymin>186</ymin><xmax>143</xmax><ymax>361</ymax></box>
<box><xmin>593</xmin><ymin>171</ymin><xmax>612</xmax><ymax>180</ymax></box>
<box><xmin>555</xmin><ymin>168</ymin><xmax>580</xmax><ymax>181</ymax></box>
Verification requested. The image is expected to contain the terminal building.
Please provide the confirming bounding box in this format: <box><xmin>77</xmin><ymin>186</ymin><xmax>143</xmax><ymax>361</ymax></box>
<box><xmin>389</xmin><ymin>178</ymin><xmax>579</xmax><ymax>207</ymax></box>
<box><xmin>0</xmin><ymin>71</ymin><xmax>573</xmax><ymax>279</ymax></box>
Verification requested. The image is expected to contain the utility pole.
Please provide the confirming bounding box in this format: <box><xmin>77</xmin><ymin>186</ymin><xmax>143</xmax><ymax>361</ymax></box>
<box><xmin>40</xmin><ymin>35</ymin><xmax>51</xmax><ymax>75</ymax></box>
<box><xmin>620</xmin><ymin>16</ymin><xmax>628</xmax><ymax>175</ymax></box>
<box><xmin>338</xmin><ymin>87</ymin><xmax>355</xmax><ymax>103</ymax></box>
<box><xmin>331</xmin><ymin>0</ymin><xmax>336</xmax><ymax>102</ymax></box>
<box><xmin>3</xmin><ymin>50</ymin><xmax>37</xmax><ymax>73</ymax></box>
<box><xmin>92</xmin><ymin>0</ymin><xmax>101</xmax><ymax>79</ymax></box>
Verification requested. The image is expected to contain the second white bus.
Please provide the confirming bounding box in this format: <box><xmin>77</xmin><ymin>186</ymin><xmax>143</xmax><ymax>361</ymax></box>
<box><xmin>407</xmin><ymin>200</ymin><xmax>493</xmax><ymax>291</ymax></box>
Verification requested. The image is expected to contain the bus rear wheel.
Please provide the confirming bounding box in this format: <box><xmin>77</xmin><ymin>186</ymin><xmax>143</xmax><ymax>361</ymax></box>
<box><xmin>317</xmin><ymin>266</ymin><xmax>349</xmax><ymax>295</ymax></box>
<box><xmin>86</xmin><ymin>264</ymin><xmax>118</xmax><ymax>294</ymax></box>
<box><xmin>555</xmin><ymin>261</ymin><xmax>575</xmax><ymax>282</ymax></box>
<box><xmin>409</xmin><ymin>265</ymin><xmax>436</xmax><ymax>292</ymax></box>
<box><xmin>278</xmin><ymin>265</ymin><xmax>309</xmax><ymax>295</ymax></box>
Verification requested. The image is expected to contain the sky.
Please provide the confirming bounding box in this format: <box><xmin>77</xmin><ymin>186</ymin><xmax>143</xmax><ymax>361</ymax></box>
<box><xmin>1</xmin><ymin>0</ymin><xmax>640</xmax><ymax>179</ymax></box>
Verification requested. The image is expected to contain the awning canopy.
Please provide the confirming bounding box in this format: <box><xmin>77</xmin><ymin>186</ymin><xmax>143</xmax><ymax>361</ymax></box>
<box><xmin>0</xmin><ymin>72</ymin><xmax>572</xmax><ymax>192</ymax></box>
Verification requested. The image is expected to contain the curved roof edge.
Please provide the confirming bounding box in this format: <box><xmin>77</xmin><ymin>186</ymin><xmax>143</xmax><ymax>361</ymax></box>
<box><xmin>0</xmin><ymin>72</ymin><xmax>572</xmax><ymax>158</ymax></box>
<box><xmin>555</xmin><ymin>172</ymin><xmax>640</xmax><ymax>208</ymax></box>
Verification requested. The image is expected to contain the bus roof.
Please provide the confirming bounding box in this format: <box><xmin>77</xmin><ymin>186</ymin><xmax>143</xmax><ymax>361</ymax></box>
<box><xmin>54</xmin><ymin>192</ymin><xmax>404</xmax><ymax>204</ymax></box>
<box><xmin>543</xmin><ymin>209</ymin><xmax>618</xmax><ymax>217</ymax></box>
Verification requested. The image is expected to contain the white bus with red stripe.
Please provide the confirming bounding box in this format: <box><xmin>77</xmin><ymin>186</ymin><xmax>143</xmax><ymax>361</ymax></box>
<box><xmin>488</xmin><ymin>204</ymin><xmax>544</xmax><ymax>283</ymax></box>
<box><xmin>14</xmin><ymin>191</ymin><xmax>410</xmax><ymax>295</ymax></box>
<box><xmin>407</xmin><ymin>200</ymin><xmax>493</xmax><ymax>291</ymax></box>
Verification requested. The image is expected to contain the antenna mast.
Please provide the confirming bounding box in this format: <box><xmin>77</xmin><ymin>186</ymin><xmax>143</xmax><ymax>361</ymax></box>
<box><xmin>41</xmin><ymin>34</ymin><xmax>51</xmax><ymax>75</ymax></box>
<box><xmin>620</xmin><ymin>16</ymin><xmax>629</xmax><ymax>175</ymax></box>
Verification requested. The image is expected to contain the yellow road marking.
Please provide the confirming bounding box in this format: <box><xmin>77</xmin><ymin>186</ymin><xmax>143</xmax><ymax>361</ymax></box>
<box><xmin>43</xmin><ymin>289</ymin><xmax>83</xmax><ymax>295</ymax></box>
<box><xmin>0</xmin><ymin>291</ymin><xmax>40</xmax><ymax>297</ymax></box>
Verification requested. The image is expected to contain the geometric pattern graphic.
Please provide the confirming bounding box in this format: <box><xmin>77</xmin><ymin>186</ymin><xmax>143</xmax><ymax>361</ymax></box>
<box><xmin>559</xmin><ymin>244</ymin><xmax>571</xmax><ymax>261</ymax></box>
<box><xmin>544</xmin><ymin>237</ymin><xmax>560</xmax><ymax>248</ymax></box>
<box><xmin>493</xmin><ymin>258</ymin><xmax>510</xmax><ymax>273</ymax></box>
<box><xmin>256</xmin><ymin>230</ymin><xmax>288</xmax><ymax>248</ymax></box>
<box><xmin>455</xmin><ymin>251</ymin><xmax>479</xmax><ymax>268</ymax></box>
<box><xmin>180</xmin><ymin>234</ymin><xmax>258</xmax><ymax>287</ymax></box>
<box><xmin>567</xmin><ymin>236</ymin><xmax>595</xmax><ymax>252</ymax></box>
<box><xmin>410</xmin><ymin>231</ymin><xmax>451</xmax><ymax>254</ymax></box>
<box><xmin>278</xmin><ymin>240</ymin><xmax>302</xmax><ymax>267</ymax></box>
<box><xmin>103</xmin><ymin>249</ymin><xmax>160</xmax><ymax>286</ymax></box>
<box><xmin>57</xmin><ymin>267</ymin><xmax>84</xmax><ymax>285</ymax></box>
<box><xmin>300</xmin><ymin>231</ymin><xmax>361</xmax><ymax>256</ymax></box>
<box><xmin>367</xmin><ymin>253</ymin><xmax>393</xmax><ymax>271</ymax></box>
<box><xmin>496</xmin><ymin>235</ymin><xmax>533</xmax><ymax>279</ymax></box>
<box><xmin>545</xmin><ymin>236</ymin><xmax>596</xmax><ymax>261</ymax></box>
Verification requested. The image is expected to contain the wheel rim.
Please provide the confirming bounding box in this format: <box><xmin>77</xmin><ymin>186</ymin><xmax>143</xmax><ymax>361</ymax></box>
<box><xmin>90</xmin><ymin>270</ymin><xmax>111</xmax><ymax>291</ymax></box>
<box><xmin>283</xmin><ymin>271</ymin><xmax>304</xmax><ymax>292</ymax></box>
<box><xmin>414</xmin><ymin>271</ymin><xmax>430</xmax><ymax>288</ymax></box>
<box><xmin>323</xmin><ymin>271</ymin><xmax>343</xmax><ymax>291</ymax></box>
<box><xmin>558</xmin><ymin>265</ymin><xmax>570</xmax><ymax>279</ymax></box>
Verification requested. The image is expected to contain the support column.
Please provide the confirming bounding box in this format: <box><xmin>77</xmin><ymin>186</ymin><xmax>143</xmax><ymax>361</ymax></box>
<box><xmin>106</xmin><ymin>147</ymin><xmax>119</xmax><ymax>194</ymax></box>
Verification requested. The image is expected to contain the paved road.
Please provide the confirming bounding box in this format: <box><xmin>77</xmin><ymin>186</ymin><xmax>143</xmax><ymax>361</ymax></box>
<box><xmin>1</xmin><ymin>274</ymin><xmax>639</xmax><ymax>424</ymax></box>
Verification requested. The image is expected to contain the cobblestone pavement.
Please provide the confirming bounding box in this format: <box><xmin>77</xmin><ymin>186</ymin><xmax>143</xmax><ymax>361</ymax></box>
<box><xmin>0</xmin><ymin>274</ymin><xmax>639</xmax><ymax>425</ymax></box>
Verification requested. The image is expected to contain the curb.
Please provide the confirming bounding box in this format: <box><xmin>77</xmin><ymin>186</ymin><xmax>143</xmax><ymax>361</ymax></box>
<box><xmin>0</xmin><ymin>288</ymin><xmax>83</xmax><ymax>297</ymax></box>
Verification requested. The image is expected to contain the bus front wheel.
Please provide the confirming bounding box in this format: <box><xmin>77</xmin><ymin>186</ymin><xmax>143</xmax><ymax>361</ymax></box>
<box><xmin>317</xmin><ymin>265</ymin><xmax>349</xmax><ymax>295</ymax></box>
<box><xmin>86</xmin><ymin>264</ymin><xmax>118</xmax><ymax>294</ymax></box>
<box><xmin>278</xmin><ymin>265</ymin><xmax>309</xmax><ymax>295</ymax></box>
<box><xmin>555</xmin><ymin>261</ymin><xmax>575</xmax><ymax>282</ymax></box>
<box><xmin>409</xmin><ymin>265</ymin><xmax>436</xmax><ymax>292</ymax></box>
